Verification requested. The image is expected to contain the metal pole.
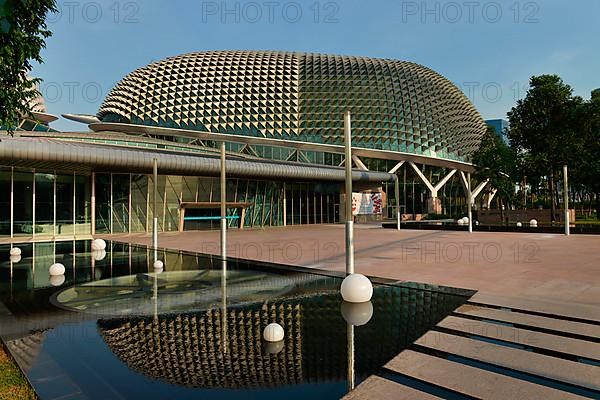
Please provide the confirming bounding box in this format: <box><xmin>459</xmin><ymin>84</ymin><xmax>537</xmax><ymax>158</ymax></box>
<box><xmin>564</xmin><ymin>165</ymin><xmax>569</xmax><ymax>236</ymax></box>
<box><xmin>10</xmin><ymin>167</ymin><xmax>13</xmax><ymax>238</ymax></box>
<box><xmin>220</xmin><ymin>142</ymin><xmax>228</xmax><ymax>353</ymax></box>
<box><xmin>467</xmin><ymin>172</ymin><xmax>473</xmax><ymax>233</ymax></box>
<box><xmin>91</xmin><ymin>172</ymin><xmax>95</xmax><ymax>235</ymax></box>
<box><xmin>394</xmin><ymin>175</ymin><xmax>401</xmax><ymax>230</ymax></box>
<box><xmin>153</xmin><ymin>158</ymin><xmax>158</xmax><ymax>260</ymax></box>
<box><xmin>283</xmin><ymin>183</ymin><xmax>287</xmax><ymax>227</ymax></box>
<box><xmin>344</xmin><ymin>111</ymin><xmax>354</xmax><ymax>275</ymax></box>
<box><xmin>220</xmin><ymin>142</ymin><xmax>227</xmax><ymax>259</ymax></box>
<box><xmin>53</xmin><ymin>172</ymin><xmax>56</xmax><ymax>237</ymax></box>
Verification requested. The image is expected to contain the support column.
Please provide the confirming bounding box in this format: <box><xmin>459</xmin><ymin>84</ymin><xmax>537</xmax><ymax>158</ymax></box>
<box><xmin>409</xmin><ymin>162</ymin><xmax>456</xmax><ymax>214</ymax></box>
<box><xmin>564</xmin><ymin>165</ymin><xmax>569</xmax><ymax>236</ymax></box>
<box><xmin>344</xmin><ymin>111</ymin><xmax>354</xmax><ymax>275</ymax></box>
<box><xmin>393</xmin><ymin>175</ymin><xmax>400</xmax><ymax>230</ymax></box>
<box><xmin>467</xmin><ymin>172</ymin><xmax>473</xmax><ymax>233</ymax></box>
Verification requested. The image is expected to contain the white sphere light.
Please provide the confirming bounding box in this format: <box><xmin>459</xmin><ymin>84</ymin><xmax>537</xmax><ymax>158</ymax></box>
<box><xmin>153</xmin><ymin>260</ymin><xmax>164</xmax><ymax>270</ymax></box>
<box><xmin>340</xmin><ymin>273</ymin><xmax>373</xmax><ymax>303</ymax></box>
<box><xmin>263</xmin><ymin>323</ymin><xmax>284</xmax><ymax>342</ymax></box>
<box><xmin>516</xmin><ymin>222</ymin><xmax>522</xmax><ymax>227</ymax></box>
<box><xmin>50</xmin><ymin>274</ymin><xmax>65</xmax><ymax>287</ymax></box>
<box><xmin>475</xmin><ymin>220</ymin><xmax>480</xmax><ymax>226</ymax></box>
<box><xmin>341</xmin><ymin>301</ymin><xmax>373</xmax><ymax>326</ymax></box>
<box><xmin>529</xmin><ymin>219</ymin><xmax>538</xmax><ymax>227</ymax></box>
<box><xmin>92</xmin><ymin>238</ymin><xmax>106</xmax><ymax>251</ymax></box>
<box><xmin>462</xmin><ymin>216</ymin><xmax>469</xmax><ymax>224</ymax></box>
<box><xmin>49</xmin><ymin>263</ymin><xmax>65</xmax><ymax>276</ymax></box>
<box><xmin>9</xmin><ymin>247</ymin><xmax>21</xmax><ymax>256</ymax></box>
<box><xmin>10</xmin><ymin>254</ymin><xmax>21</xmax><ymax>264</ymax></box>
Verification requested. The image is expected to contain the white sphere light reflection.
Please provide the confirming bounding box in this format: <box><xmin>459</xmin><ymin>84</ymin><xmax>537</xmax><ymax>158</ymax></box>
<box><xmin>516</xmin><ymin>222</ymin><xmax>522</xmax><ymax>227</ymax></box>
<box><xmin>457</xmin><ymin>219</ymin><xmax>464</xmax><ymax>225</ymax></box>
<box><xmin>264</xmin><ymin>340</ymin><xmax>284</xmax><ymax>354</ymax></box>
<box><xmin>9</xmin><ymin>247</ymin><xmax>21</xmax><ymax>256</ymax></box>
<box><xmin>10</xmin><ymin>254</ymin><xmax>21</xmax><ymax>264</ymax></box>
<box><xmin>49</xmin><ymin>263</ymin><xmax>65</xmax><ymax>276</ymax></box>
<box><xmin>263</xmin><ymin>323</ymin><xmax>284</xmax><ymax>342</ymax></box>
<box><xmin>341</xmin><ymin>301</ymin><xmax>373</xmax><ymax>326</ymax></box>
<box><xmin>153</xmin><ymin>260</ymin><xmax>164</xmax><ymax>271</ymax></box>
<box><xmin>91</xmin><ymin>249</ymin><xmax>107</xmax><ymax>261</ymax></box>
<box><xmin>529</xmin><ymin>219</ymin><xmax>538</xmax><ymax>227</ymax></box>
<box><xmin>50</xmin><ymin>274</ymin><xmax>65</xmax><ymax>287</ymax></box>
<box><xmin>340</xmin><ymin>273</ymin><xmax>373</xmax><ymax>303</ymax></box>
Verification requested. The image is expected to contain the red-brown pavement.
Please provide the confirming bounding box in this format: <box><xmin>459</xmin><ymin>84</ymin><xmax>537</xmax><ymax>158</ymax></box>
<box><xmin>105</xmin><ymin>224</ymin><xmax>600</xmax><ymax>317</ymax></box>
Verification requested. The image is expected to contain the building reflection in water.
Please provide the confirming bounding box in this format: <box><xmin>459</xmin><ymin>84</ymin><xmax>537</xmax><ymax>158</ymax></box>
<box><xmin>0</xmin><ymin>240</ymin><xmax>472</xmax><ymax>396</ymax></box>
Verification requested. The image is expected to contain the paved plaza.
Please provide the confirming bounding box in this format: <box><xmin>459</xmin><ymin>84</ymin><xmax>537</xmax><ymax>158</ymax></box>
<box><xmin>107</xmin><ymin>224</ymin><xmax>600</xmax><ymax>318</ymax></box>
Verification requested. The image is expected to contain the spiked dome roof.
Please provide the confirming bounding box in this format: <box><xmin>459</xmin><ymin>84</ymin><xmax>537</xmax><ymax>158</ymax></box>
<box><xmin>98</xmin><ymin>51</ymin><xmax>486</xmax><ymax>162</ymax></box>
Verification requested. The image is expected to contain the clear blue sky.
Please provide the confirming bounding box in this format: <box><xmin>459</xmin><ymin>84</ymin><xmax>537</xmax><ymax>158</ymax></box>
<box><xmin>32</xmin><ymin>0</ymin><xmax>600</xmax><ymax>132</ymax></box>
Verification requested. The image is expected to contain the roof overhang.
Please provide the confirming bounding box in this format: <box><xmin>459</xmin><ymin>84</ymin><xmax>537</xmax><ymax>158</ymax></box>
<box><xmin>89</xmin><ymin>122</ymin><xmax>475</xmax><ymax>172</ymax></box>
<box><xmin>0</xmin><ymin>137</ymin><xmax>395</xmax><ymax>183</ymax></box>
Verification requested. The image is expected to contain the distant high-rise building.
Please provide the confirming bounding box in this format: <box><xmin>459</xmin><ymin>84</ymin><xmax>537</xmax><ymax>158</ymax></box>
<box><xmin>485</xmin><ymin>119</ymin><xmax>509</xmax><ymax>144</ymax></box>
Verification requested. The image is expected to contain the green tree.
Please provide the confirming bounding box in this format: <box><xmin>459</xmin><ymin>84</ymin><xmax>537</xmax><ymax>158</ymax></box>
<box><xmin>472</xmin><ymin>125</ymin><xmax>518</xmax><ymax>217</ymax></box>
<box><xmin>576</xmin><ymin>89</ymin><xmax>600</xmax><ymax>219</ymax></box>
<box><xmin>507</xmin><ymin>75</ymin><xmax>582</xmax><ymax>222</ymax></box>
<box><xmin>0</xmin><ymin>0</ymin><xmax>56</xmax><ymax>132</ymax></box>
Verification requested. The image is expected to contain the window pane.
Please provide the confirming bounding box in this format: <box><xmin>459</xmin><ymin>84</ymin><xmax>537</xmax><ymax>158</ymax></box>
<box><xmin>35</xmin><ymin>172</ymin><xmax>54</xmax><ymax>235</ymax></box>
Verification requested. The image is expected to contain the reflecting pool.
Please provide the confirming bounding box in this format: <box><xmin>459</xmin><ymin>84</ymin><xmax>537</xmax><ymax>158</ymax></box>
<box><xmin>0</xmin><ymin>240</ymin><xmax>473</xmax><ymax>399</ymax></box>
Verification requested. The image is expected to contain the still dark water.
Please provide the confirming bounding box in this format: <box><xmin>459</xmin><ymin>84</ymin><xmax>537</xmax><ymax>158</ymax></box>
<box><xmin>0</xmin><ymin>240</ymin><xmax>472</xmax><ymax>399</ymax></box>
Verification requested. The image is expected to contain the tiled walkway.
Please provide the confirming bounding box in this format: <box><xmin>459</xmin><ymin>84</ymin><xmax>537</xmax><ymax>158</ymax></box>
<box><xmin>345</xmin><ymin>294</ymin><xmax>600</xmax><ymax>399</ymax></box>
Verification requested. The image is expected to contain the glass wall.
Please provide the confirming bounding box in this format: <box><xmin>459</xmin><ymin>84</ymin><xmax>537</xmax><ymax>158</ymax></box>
<box><xmin>111</xmin><ymin>174</ymin><xmax>130</xmax><ymax>233</ymax></box>
<box><xmin>131</xmin><ymin>174</ymin><xmax>148</xmax><ymax>232</ymax></box>
<box><xmin>0</xmin><ymin>167</ymin><xmax>343</xmax><ymax>238</ymax></box>
<box><xmin>56</xmin><ymin>173</ymin><xmax>75</xmax><ymax>235</ymax></box>
<box><xmin>75</xmin><ymin>174</ymin><xmax>92</xmax><ymax>234</ymax></box>
<box><xmin>95</xmin><ymin>174</ymin><xmax>111</xmax><ymax>233</ymax></box>
<box><xmin>13</xmin><ymin>171</ymin><xmax>33</xmax><ymax>236</ymax></box>
<box><xmin>0</xmin><ymin>168</ymin><xmax>93</xmax><ymax>238</ymax></box>
<box><xmin>0</xmin><ymin>171</ymin><xmax>10</xmax><ymax>235</ymax></box>
<box><xmin>34</xmin><ymin>172</ymin><xmax>54</xmax><ymax>235</ymax></box>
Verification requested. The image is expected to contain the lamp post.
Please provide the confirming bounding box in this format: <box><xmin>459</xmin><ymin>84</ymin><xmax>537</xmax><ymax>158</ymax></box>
<box><xmin>152</xmin><ymin>158</ymin><xmax>158</xmax><ymax>262</ymax></box>
<box><xmin>340</xmin><ymin>112</ymin><xmax>373</xmax><ymax>304</ymax></box>
<box><xmin>220</xmin><ymin>142</ymin><xmax>227</xmax><ymax>258</ymax></box>
<box><xmin>564</xmin><ymin>165</ymin><xmax>570</xmax><ymax>236</ymax></box>
<box><xmin>344</xmin><ymin>111</ymin><xmax>354</xmax><ymax>275</ymax></box>
<box><xmin>220</xmin><ymin>141</ymin><xmax>228</xmax><ymax>353</ymax></box>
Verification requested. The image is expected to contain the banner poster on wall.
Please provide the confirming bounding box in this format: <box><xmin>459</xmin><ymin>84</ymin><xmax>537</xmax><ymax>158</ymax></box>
<box><xmin>352</xmin><ymin>192</ymin><xmax>383</xmax><ymax>215</ymax></box>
